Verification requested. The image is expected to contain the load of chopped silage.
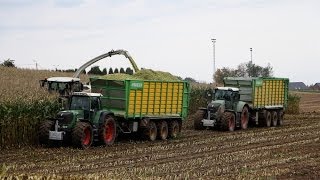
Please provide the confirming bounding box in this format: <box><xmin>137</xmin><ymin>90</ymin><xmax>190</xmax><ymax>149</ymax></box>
<box><xmin>100</xmin><ymin>69</ymin><xmax>182</xmax><ymax>81</ymax></box>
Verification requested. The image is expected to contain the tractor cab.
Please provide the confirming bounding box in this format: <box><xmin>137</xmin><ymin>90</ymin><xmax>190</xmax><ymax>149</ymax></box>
<box><xmin>40</xmin><ymin>77</ymin><xmax>83</xmax><ymax>96</ymax></box>
<box><xmin>69</xmin><ymin>92</ymin><xmax>102</xmax><ymax>120</ymax></box>
<box><xmin>212</xmin><ymin>87</ymin><xmax>240</xmax><ymax>110</ymax></box>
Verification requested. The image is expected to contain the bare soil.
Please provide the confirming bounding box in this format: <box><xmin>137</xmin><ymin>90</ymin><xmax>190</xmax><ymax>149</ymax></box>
<box><xmin>0</xmin><ymin>92</ymin><xmax>319</xmax><ymax>179</ymax></box>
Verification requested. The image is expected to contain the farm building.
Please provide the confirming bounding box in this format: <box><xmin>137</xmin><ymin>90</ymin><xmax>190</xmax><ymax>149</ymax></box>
<box><xmin>311</xmin><ymin>83</ymin><xmax>320</xmax><ymax>90</ymax></box>
<box><xmin>289</xmin><ymin>82</ymin><xmax>308</xmax><ymax>90</ymax></box>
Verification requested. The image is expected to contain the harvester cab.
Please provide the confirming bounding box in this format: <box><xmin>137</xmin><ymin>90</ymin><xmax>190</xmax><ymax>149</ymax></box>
<box><xmin>39</xmin><ymin>77</ymin><xmax>83</xmax><ymax>96</ymax></box>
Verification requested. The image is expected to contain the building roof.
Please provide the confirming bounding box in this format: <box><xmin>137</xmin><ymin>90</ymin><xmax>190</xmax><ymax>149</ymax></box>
<box><xmin>289</xmin><ymin>82</ymin><xmax>308</xmax><ymax>90</ymax></box>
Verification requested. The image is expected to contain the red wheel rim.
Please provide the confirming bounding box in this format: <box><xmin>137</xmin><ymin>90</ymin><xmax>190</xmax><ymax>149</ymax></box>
<box><xmin>105</xmin><ymin>121</ymin><xmax>115</xmax><ymax>142</ymax></box>
<box><xmin>83</xmin><ymin>128</ymin><xmax>91</xmax><ymax>146</ymax></box>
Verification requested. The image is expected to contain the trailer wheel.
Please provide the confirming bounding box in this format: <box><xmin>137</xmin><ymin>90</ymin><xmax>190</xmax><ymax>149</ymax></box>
<box><xmin>169</xmin><ymin>120</ymin><xmax>180</xmax><ymax>138</ymax></box>
<box><xmin>39</xmin><ymin>120</ymin><xmax>54</xmax><ymax>145</ymax></box>
<box><xmin>265</xmin><ymin>111</ymin><xmax>272</xmax><ymax>127</ymax></box>
<box><xmin>221</xmin><ymin>112</ymin><xmax>235</xmax><ymax>131</ymax></box>
<box><xmin>241</xmin><ymin>106</ymin><xmax>249</xmax><ymax>130</ymax></box>
<box><xmin>72</xmin><ymin>122</ymin><xmax>93</xmax><ymax>149</ymax></box>
<box><xmin>157</xmin><ymin>121</ymin><xmax>168</xmax><ymax>140</ymax></box>
<box><xmin>193</xmin><ymin>110</ymin><xmax>206</xmax><ymax>130</ymax></box>
<box><xmin>99</xmin><ymin>115</ymin><xmax>116</xmax><ymax>146</ymax></box>
<box><xmin>271</xmin><ymin>111</ymin><xmax>278</xmax><ymax>127</ymax></box>
<box><xmin>145</xmin><ymin>121</ymin><xmax>157</xmax><ymax>141</ymax></box>
<box><xmin>278</xmin><ymin>110</ymin><xmax>284</xmax><ymax>126</ymax></box>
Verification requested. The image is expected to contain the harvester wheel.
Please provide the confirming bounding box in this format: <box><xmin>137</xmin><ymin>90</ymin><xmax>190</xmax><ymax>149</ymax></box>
<box><xmin>99</xmin><ymin>115</ymin><xmax>116</xmax><ymax>146</ymax></box>
<box><xmin>193</xmin><ymin>110</ymin><xmax>206</xmax><ymax>130</ymax></box>
<box><xmin>241</xmin><ymin>106</ymin><xmax>249</xmax><ymax>130</ymax></box>
<box><xmin>168</xmin><ymin>120</ymin><xmax>180</xmax><ymax>138</ymax></box>
<box><xmin>72</xmin><ymin>122</ymin><xmax>93</xmax><ymax>149</ymax></box>
<box><xmin>39</xmin><ymin>120</ymin><xmax>54</xmax><ymax>145</ymax></box>
<box><xmin>278</xmin><ymin>110</ymin><xmax>284</xmax><ymax>126</ymax></box>
<box><xmin>271</xmin><ymin>111</ymin><xmax>278</xmax><ymax>127</ymax></box>
<box><xmin>145</xmin><ymin>121</ymin><xmax>157</xmax><ymax>141</ymax></box>
<box><xmin>157</xmin><ymin>120</ymin><xmax>168</xmax><ymax>140</ymax></box>
<box><xmin>221</xmin><ymin>112</ymin><xmax>235</xmax><ymax>131</ymax></box>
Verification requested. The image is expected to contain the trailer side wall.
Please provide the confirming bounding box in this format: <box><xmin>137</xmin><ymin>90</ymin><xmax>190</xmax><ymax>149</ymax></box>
<box><xmin>224</xmin><ymin>77</ymin><xmax>289</xmax><ymax>110</ymax></box>
<box><xmin>90</xmin><ymin>78</ymin><xmax>190</xmax><ymax>120</ymax></box>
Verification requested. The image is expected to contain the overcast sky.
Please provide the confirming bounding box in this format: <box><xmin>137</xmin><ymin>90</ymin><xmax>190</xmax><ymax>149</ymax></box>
<box><xmin>1</xmin><ymin>0</ymin><xmax>319</xmax><ymax>85</ymax></box>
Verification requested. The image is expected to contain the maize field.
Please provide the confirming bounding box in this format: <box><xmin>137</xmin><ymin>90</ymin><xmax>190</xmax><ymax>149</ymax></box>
<box><xmin>0</xmin><ymin>67</ymin><xmax>319</xmax><ymax>179</ymax></box>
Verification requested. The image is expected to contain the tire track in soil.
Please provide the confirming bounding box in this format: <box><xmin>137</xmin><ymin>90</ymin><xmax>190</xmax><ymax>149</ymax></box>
<box><xmin>2</xmin><ymin>113</ymin><xmax>320</xmax><ymax>179</ymax></box>
<box><xmin>12</xmin><ymin>122</ymin><xmax>319</xmax><ymax>175</ymax></box>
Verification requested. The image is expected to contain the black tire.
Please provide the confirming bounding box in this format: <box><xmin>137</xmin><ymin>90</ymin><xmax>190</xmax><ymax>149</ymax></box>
<box><xmin>99</xmin><ymin>115</ymin><xmax>117</xmax><ymax>146</ymax></box>
<box><xmin>221</xmin><ymin>112</ymin><xmax>236</xmax><ymax>131</ymax></box>
<box><xmin>144</xmin><ymin>121</ymin><xmax>157</xmax><ymax>141</ymax></box>
<box><xmin>271</xmin><ymin>111</ymin><xmax>278</xmax><ymax>127</ymax></box>
<box><xmin>278</xmin><ymin>110</ymin><xmax>284</xmax><ymax>126</ymax></box>
<box><xmin>259</xmin><ymin>110</ymin><xmax>271</xmax><ymax>127</ymax></box>
<box><xmin>72</xmin><ymin>122</ymin><xmax>93</xmax><ymax>149</ymax></box>
<box><xmin>241</xmin><ymin>106</ymin><xmax>249</xmax><ymax>130</ymax></box>
<box><xmin>39</xmin><ymin>120</ymin><xmax>54</xmax><ymax>145</ymax></box>
<box><xmin>157</xmin><ymin>121</ymin><xmax>168</xmax><ymax>140</ymax></box>
<box><xmin>168</xmin><ymin>120</ymin><xmax>180</xmax><ymax>138</ymax></box>
<box><xmin>193</xmin><ymin>110</ymin><xmax>206</xmax><ymax>130</ymax></box>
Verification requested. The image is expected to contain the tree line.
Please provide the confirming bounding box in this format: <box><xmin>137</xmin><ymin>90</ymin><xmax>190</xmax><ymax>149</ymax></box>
<box><xmin>214</xmin><ymin>61</ymin><xmax>273</xmax><ymax>84</ymax></box>
<box><xmin>1</xmin><ymin>58</ymin><xmax>273</xmax><ymax>83</ymax></box>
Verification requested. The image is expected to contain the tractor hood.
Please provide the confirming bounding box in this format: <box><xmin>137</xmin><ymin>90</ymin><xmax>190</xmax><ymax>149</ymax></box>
<box><xmin>207</xmin><ymin>100</ymin><xmax>225</xmax><ymax>113</ymax></box>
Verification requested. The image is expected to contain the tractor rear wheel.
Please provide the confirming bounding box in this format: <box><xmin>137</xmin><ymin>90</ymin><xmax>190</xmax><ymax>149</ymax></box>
<box><xmin>168</xmin><ymin>120</ymin><xmax>180</xmax><ymax>138</ymax></box>
<box><xmin>72</xmin><ymin>122</ymin><xmax>93</xmax><ymax>149</ymax></box>
<box><xmin>193</xmin><ymin>110</ymin><xmax>206</xmax><ymax>130</ymax></box>
<box><xmin>241</xmin><ymin>106</ymin><xmax>249</xmax><ymax>130</ymax></box>
<box><xmin>278</xmin><ymin>110</ymin><xmax>284</xmax><ymax>126</ymax></box>
<box><xmin>157</xmin><ymin>121</ymin><xmax>168</xmax><ymax>140</ymax></box>
<box><xmin>271</xmin><ymin>111</ymin><xmax>278</xmax><ymax>127</ymax></box>
<box><xmin>221</xmin><ymin>112</ymin><xmax>236</xmax><ymax>131</ymax></box>
<box><xmin>99</xmin><ymin>115</ymin><xmax>116</xmax><ymax>146</ymax></box>
<box><xmin>39</xmin><ymin>120</ymin><xmax>54</xmax><ymax>145</ymax></box>
<box><xmin>145</xmin><ymin>121</ymin><xmax>157</xmax><ymax>141</ymax></box>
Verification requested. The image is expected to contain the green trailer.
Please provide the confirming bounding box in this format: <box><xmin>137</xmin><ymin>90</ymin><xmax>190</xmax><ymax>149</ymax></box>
<box><xmin>39</xmin><ymin>77</ymin><xmax>190</xmax><ymax>148</ymax></box>
<box><xmin>194</xmin><ymin>77</ymin><xmax>289</xmax><ymax>131</ymax></box>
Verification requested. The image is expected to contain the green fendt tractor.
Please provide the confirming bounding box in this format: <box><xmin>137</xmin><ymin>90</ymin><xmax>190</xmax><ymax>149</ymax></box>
<box><xmin>194</xmin><ymin>77</ymin><xmax>289</xmax><ymax>131</ymax></box>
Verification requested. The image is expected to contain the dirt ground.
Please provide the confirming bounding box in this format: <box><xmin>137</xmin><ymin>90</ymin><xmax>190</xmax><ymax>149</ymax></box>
<box><xmin>1</xmin><ymin>92</ymin><xmax>320</xmax><ymax>179</ymax></box>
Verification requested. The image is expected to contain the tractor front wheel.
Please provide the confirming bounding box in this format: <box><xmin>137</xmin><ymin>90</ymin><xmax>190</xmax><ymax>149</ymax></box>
<box><xmin>39</xmin><ymin>120</ymin><xmax>54</xmax><ymax>145</ymax></box>
<box><xmin>72</xmin><ymin>122</ymin><xmax>93</xmax><ymax>149</ymax></box>
<box><xmin>221</xmin><ymin>112</ymin><xmax>235</xmax><ymax>131</ymax></box>
<box><xmin>193</xmin><ymin>110</ymin><xmax>206</xmax><ymax>130</ymax></box>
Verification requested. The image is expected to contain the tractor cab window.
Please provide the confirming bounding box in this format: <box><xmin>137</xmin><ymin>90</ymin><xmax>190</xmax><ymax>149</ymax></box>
<box><xmin>214</xmin><ymin>89</ymin><xmax>233</xmax><ymax>101</ymax></box>
<box><xmin>70</xmin><ymin>96</ymin><xmax>90</xmax><ymax>110</ymax></box>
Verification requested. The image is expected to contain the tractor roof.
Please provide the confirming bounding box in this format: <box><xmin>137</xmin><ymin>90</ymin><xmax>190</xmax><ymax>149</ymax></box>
<box><xmin>215</xmin><ymin>87</ymin><xmax>239</xmax><ymax>91</ymax></box>
<box><xmin>47</xmin><ymin>77</ymin><xmax>80</xmax><ymax>82</ymax></box>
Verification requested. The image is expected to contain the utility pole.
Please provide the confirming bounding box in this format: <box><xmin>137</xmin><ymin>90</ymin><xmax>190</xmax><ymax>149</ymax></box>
<box><xmin>250</xmin><ymin>48</ymin><xmax>253</xmax><ymax>64</ymax></box>
<box><xmin>211</xmin><ymin>38</ymin><xmax>216</xmax><ymax>84</ymax></box>
<box><xmin>33</xmin><ymin>60</ymin><xmax>38</xmax><ymax>70</ymax></box>
<box><xmin>249</xmin><ymin>48</ymin><xmax>253</xmax><ymax>77</ymax></box>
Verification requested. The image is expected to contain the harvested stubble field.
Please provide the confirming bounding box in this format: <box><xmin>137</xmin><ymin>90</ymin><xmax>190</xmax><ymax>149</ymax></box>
<box><xmin>1</xmin><ymin>92</ymin><xmax>320</xmax><ymax>179</ymax></box>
